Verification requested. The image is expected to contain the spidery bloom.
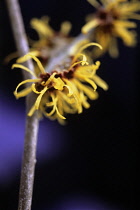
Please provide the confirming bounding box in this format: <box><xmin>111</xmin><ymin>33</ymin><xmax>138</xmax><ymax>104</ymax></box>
<box><xmin>29</xmin><ymin>16</ymin><xmax>73</xmax><ymax>63</ymax></box>
<box><xmin>5</xmin><ymin>16</ymin><xmax>73</xmax><ymax>64</ymax></box>
<box><xmin>12</xmin><ymin>42</ymin><xmax>108</xmax><ymax>125</ymax></box>
<box><xmin>82</xmin><ymin>0</ymin><xmax>140</xmax><ymax>57</ymax></box>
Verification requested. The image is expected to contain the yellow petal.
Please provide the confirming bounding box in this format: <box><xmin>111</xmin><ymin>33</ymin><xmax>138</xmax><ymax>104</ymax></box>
<box><xmin>12</xmin><ymin>64</ymin><xmax>36</xmax><ymax>78</ymax></box>
<box><xmin>30</xmin><ymin>17</ymin><xmax>54</xmax><ymax>38</ymax></box>
<box><xmin>64</xmin><ymin>84</ymin><xmax>73</xmax><ymax>96</ymax></box>
<box><xmin>28</xmin><ymin>104</ymin><xmax>36</xmax><ymax>116</ymax></box>
<box><xmin>46</xmin><ymin>93</ymin><xmax>66</xmax><ymax>119</ymax></box>
<box><xmin>84</xmin><ymin>78</ymin><xmax>97</xmax><ymax>90</ymax></box>
<box><xmin>108</xmin><ymin>37</ymin><xmax>119</xmax><ymax>58</ymax></box>
<box><xmin>87</xmin><ymin>0</ymin><xmax>101</xmax><ymax>8</ymax></box>
<box><xmin>114</xmin><ymin>26</ymin><xmax>136</xmax><ymax>46</ymax></box>
<box><xmin>82</xmin><ymin>19</ymin><xmax>99</xmax><ymax>34</ymax></box>
<box><xmin>73</xmin><ymin>79</ymin><xmax>98</xmax><ymax>100</ymax></box>
<box><xmin>55</xmin><ymin>106</ymin><xmax>66</xmax><ymax>119</ymax></box>
<box><xmin>69</xmin><ymin>60</ymin><xmax>89</xmax><ymax>70</ymax></box>
<box><xmin>14</xmin><ymin>79</ymin><xmax>40</xmax><ymax>97</ymax></box>
<box><xmin>115</xmin><ymin>20</ymin><xmax>137</xmax><ymax>28</ymax></box>
<box><xmin>34</xmin><ymin>86</ymin><xmax>48</xmax><ymax>109</ymax></box>
<box><xmin>17</xmin><ymin>53</ymin><xmax>45</xmax><ymax>73</ymax></box>
<box><xmin>53</xmin><ymin>77</ymin><xmax>65</xmax><ymax>90</ymax></box>
<box><xmin>75</xmin><ymin>42</ymin><xmax>102</xmax><ymax>59</ymax></box>
<box><xmin>93</xmin><ymin>75</ymin><xmax>109</xmax><ymax>90</ymax></box>
<box><xmin>14</xmin><ymin>86</ymin><xmax>32</xmax><ymax>99</ymax></box>
<box><xmin>31</xmin><ymin>83</ymin><xmax>42</xmax><ymax>94</ymax></box>
<box><xmin>60</xmin><ymin>21</ymin><xmax>72</xmax><ymax>35</ymax></box>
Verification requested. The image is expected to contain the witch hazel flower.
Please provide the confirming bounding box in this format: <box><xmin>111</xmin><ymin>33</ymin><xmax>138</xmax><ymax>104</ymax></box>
<box><xmin>82</xmin><ymin>0</ymin><xmax>140</xmax><ymax>57</ymax></box>
<box><xmin>12</xmin><ymin>42</ymin><xmax>108</xmax><ymax>124</ymax></box>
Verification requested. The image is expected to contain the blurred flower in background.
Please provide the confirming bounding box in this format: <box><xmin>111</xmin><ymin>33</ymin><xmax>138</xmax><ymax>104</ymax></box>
<box><xmin>29</xmin><ymin>16</ymin><xmax>73</xmax><ymax>63</ymax></box>
<box><xmin>4</xmin><ymin>16</ymin><xmax>73</xmax><ymax>66</ymax></box>
<box><xmin>82</xmin><ymin>0</ymin><xmax>140</xmax><ymax>57</ymax></box>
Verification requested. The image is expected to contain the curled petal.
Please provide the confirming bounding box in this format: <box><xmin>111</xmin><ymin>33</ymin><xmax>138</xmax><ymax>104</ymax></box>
<box><xmin>14</xmin><ymin>79</ymin><xmax>40</xmax><ymax>98</ymax></box>
<box><xmin>46</xmin><ymin>94</ymin><xmax>66</xmax><ymax>119</ymax></box>
<box><xmin>12</xmin><ymin>64</ymin><xmax>36</xmax><ymax>78</ymax></box>
<box><xmin>14</xmin><ymin>86</ymin><xmax>32</xmax><ymax>99</ymax></box>
<box><xmin>77</xmin><ymin>42</ymin><xmax>102</xmax><ymax>55</ymax></box>
<box><xmin>31</xmin><ymin>83</ymin><xmax>42</xmax><ymax>94</ymax></box>
<box><xmin>69</xmin><ymin>60</ymin><xmax>89</xmax><ymax>70</ymax></box>
<box><xmin>64</xmin><ymin>85</ymin><xmax>73</xmax><ymax>96</ymax></box>
<box><xmin>17</xmin><ymin>53</ymin><xmax>45</xmax><ymax>73</ymax></box>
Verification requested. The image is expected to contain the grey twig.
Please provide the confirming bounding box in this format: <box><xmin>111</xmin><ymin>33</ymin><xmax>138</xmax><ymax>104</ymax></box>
<box><xmin>5</xmin><ymin>0</ymin><xmax>39</xmax><ymax>209</ymax></box>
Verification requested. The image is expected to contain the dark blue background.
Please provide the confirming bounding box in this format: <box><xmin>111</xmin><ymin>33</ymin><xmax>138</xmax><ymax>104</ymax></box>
<box><xmin>0</xmin><ymin>0</ymin><xmax>138</xmax><ymax>209</ymax></box>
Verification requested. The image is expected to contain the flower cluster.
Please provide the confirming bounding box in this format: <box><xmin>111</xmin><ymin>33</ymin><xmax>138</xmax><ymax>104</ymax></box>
<box><xmin>13</xmin><ymin>43</ymin><xmax>108</xmax><ymax>124</ymax></box>
<box><xmin>82</xmin><ymin>0</ymin><xmax>140</xmax><ymax>57</ymax></box>
<box><xmin>10</xmin><ymin>0</ymin><xmax>140</xmax><ymax>124</ymax></box>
